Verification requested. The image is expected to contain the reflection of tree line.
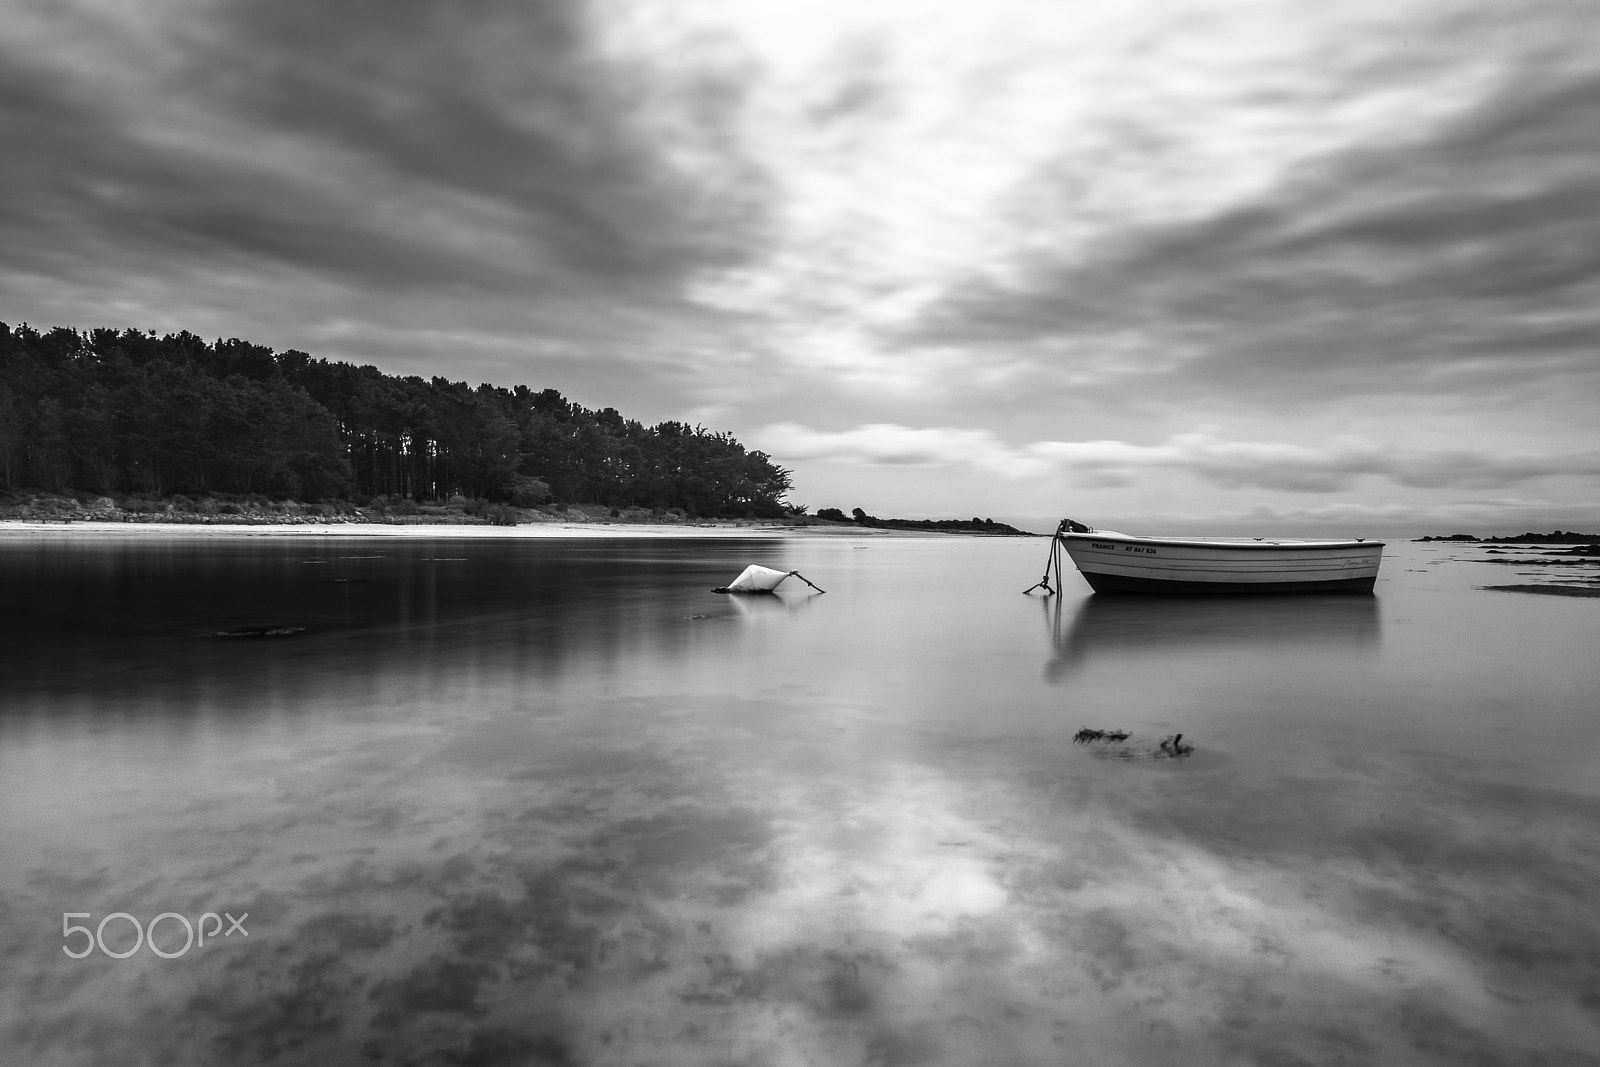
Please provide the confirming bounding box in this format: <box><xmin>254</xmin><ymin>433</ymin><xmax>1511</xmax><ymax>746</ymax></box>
<box><xmin>0</xmin><ymin>542</ymin><xmax>795</xmax><ymax>710</ymax></box>
<box><xmin>1044</xmin><ymin>592</ymin><xmax>1381</xmax><ymax>681</ymax></box>
<box><xmin>0</xmin><ymin>324</ymin><xmax>793</xmax><ymax>517</ymax></box>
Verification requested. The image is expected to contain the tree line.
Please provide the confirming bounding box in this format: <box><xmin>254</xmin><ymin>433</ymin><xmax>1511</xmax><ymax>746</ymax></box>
<box><xmin>0</xmin><ymin>323</ymin><xmax>795</xmax><ymax>516</ymax></box>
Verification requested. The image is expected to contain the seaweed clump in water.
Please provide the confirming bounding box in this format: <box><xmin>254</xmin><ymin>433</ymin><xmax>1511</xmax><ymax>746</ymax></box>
<box><xmin>1074</xmin><ymin>728</ymin><xmax>1193</xmax><ymax>759</ymax></box>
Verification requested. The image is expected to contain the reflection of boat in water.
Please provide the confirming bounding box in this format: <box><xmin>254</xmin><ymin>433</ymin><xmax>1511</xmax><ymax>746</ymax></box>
<box><xmin>1046</xmin><ymin>519</ymin><xmax>1383</xmax><ymax>595</ymax></box>
<box><xmin>1045</xmin><ymin>592</ymin><xmax>1380</xmax><ymax>680</ymax></box>
<box><xmin>724</xmin><ymin>588</ymin><xmax>820</xmax><ymax>620</ymax></box>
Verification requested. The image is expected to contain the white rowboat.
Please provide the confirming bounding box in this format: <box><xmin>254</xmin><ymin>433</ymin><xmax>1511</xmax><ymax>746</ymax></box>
<box><xmin>1050</xmin><ymin>521</ymin><xmax>1383</xmax><ymax>595</ymax></box>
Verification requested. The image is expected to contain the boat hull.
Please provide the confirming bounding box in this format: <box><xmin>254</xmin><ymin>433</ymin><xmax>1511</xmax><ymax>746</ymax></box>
<box><xmin>1078</xmin><ymin>571</ymin><xmax>1377</xmax><ymax>595</ymax></box>
<box><xmin>1060</xmin><ymin>530</ymin><xmax>1383</xmax><ymax>596</ymax></box>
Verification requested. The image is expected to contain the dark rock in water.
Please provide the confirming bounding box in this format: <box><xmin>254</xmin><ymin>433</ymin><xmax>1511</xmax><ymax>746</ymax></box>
<box><xmin>1481</xmin><ymin>584</ymin><xmax>1600</xmax><ymax>597</ymax></box>
<box><xmin>1076</xmin><ymin>729</ymin><xmax>1194</xmax><ymax>758</ymax></box>
<box><xmin>1158</xmin><ymin>733</ymin><xmax>1195</xmax><ymax>758</ymax></box>
<box><xmin>1073</xmin><ymin>727</ymin><xmax>1134</xmax><ymax>745</ymax></box>
<box><xmin>1421</xmin><ymin>531</ymin><xmax>1600</xmax><ymax>545</ymax></box>
<box><xmin>1483</xmin><ymin>530</ymin><xmax>1600</xmax><ymax>544</ymax></box>
<box><xmin>205</xmin><ymin>626</ymin><xmax>310</xmax><ymax>638</ymax></box>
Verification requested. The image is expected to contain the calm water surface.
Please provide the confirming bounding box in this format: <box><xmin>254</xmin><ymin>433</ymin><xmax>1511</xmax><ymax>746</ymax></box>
<box><xmin>1</xmin><ymin>533</ymin><xmax>1598</xmax><ymax>1066</ymax></box>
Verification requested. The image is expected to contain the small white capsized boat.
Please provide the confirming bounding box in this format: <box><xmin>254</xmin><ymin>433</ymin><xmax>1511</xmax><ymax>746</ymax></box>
<box><xmin>714</xmin><ymin>565</ymin><xmax>825</xmax><ymax>594</ymax></box>
<box><xmin>1035</xmin><ymin>519</ymin><xmax>1383</xmax><ymax>595</ymax></box>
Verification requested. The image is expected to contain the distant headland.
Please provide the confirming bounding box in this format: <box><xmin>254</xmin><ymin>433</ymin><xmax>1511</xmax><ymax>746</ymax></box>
<box><xmin>1415</xmin><ymin>530</ymin><xmax>1600</xmax><ymax>543</ymax></box>
<box><xmin>810</xmin><ymin>507</ymin><xmax>1032</xmax><ymax>535</ymax></box>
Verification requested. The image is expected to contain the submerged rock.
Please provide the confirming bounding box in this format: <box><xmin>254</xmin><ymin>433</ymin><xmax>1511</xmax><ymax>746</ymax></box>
<box><xmin>1159</xmin><ymin>733</ymin><xmax>1195</xmax><ymax>757</ymax></box>
<box><xmin>1074</xmin><ymin>728</ymin><xmax>1133</xmax><ymax>744</ymax></box>
<box><xmin>1075</xmin><ymin>728</ymin><xmax>1191</xmax><ymax>758</ymax></box>
<box><xmin>1481</xmin><ymin>584</ymin><xmax>1600</xmax><ymax>597</ymax></box>
<box><xmin>205</xmin><ymin>626</ymin><xmax>310</xmax><ymax>638</ymax></box>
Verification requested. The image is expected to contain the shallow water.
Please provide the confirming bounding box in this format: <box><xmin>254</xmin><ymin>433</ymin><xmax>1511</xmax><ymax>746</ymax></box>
<box><xmin>1</xmin><ymin>533</ymin><xmax>1597</xmax><ymax>1066</ymax></box>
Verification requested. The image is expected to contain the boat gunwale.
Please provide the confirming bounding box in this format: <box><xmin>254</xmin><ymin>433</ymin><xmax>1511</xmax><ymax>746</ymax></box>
<box><xmin>1071</xmin><ymin>558</ymin><xmax>1381</xmax><ymax>578</ymax></box>
<box><xmin>1058</xmin><ymin>530</ymin><xmax>1385</xmax><ymax>552</ymax></box>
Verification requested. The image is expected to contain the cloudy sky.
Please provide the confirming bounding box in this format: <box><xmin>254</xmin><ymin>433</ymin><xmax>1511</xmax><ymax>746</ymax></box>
<box><xmin>3</xmin><ymin>0</ymin><xmax>1598</xmax><ymax>533</ymax></box>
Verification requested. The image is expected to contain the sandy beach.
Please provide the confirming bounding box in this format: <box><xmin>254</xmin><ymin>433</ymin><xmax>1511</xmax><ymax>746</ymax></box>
<box><xmin>0</xmin><ymin>519</ymin><xmax>927</xmax><ymax>540</ymax></box>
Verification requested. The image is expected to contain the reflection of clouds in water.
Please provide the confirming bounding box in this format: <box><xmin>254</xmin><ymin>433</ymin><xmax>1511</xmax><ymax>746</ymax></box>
<box><xmin>5</xmin><ymin>541</ymin><xmax>1600</xmax><ymax>1064</ymax></box>
<box><xmin>910</xmin><ymin>855</ymin><xmax>1009</xmax><ymax>917</ymax></box>
<box><xmin>6</xmin><ymin>700</ymin><xmax>1599</xmax><ymax>1065</ymax></box>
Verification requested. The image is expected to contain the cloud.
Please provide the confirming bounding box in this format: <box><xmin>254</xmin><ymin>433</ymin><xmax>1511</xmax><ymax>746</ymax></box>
<box><xmin>1128</xmin><ymin>498</ymin><xmax>1600</xmax><ymax>538</ymax></box>
<box><xmin>759</xmin><ymin>422</ymin><xmax>1047</xmax><ymax>479</ymax></box>
<box><xmin>897</xmin><ymin>4</ymin><xmax>1600</xmax><ymax>407</ymax></box>
<box><xmin>759</xmin><ymin>423</ymin><xmax>1600</xmax><ymax>494</ymax></box>
<box><xmin>2</xmin><ymin>0</ymin><xmax>1596</xmax><ymax>528</ymax></box>
<box><xmin>0</xmin><ymin>0</ymin><xmax>771</xmax><ymax>302</ymax></box>
<box><xmin>0</xmin><ymin>0</ymin><xmax>799</xmax><ymax>419</ymax></box>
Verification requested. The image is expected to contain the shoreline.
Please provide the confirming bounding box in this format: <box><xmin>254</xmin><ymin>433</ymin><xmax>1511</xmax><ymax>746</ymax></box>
<box><xmin>0</xmin><ymin>492</ymin><xmax>1038</xmax><ymax>539</ymax></box>
<box><xmin>0</xmin><ymin>519</ymin><xmax>959</xmax><ymax>540</ymax></box>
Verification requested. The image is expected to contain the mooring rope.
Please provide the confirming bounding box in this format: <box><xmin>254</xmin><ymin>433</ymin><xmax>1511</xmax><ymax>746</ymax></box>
<box><xmin>787</xmin><ymin>571</ymin><xmax>826</xmax><ymax>594</ymax></box>
<box><xmin>1023</xmin><ymin>520</ymin><xmax>1069</xmax><ymax>595</ymax></box>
